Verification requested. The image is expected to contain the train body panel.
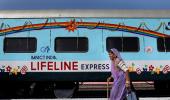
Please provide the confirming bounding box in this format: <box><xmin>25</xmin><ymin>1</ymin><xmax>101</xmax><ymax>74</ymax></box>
<box><xmin>0</xmin><ymin>10</ymin><xmax>170</xmax><ymax>81</ymax></box>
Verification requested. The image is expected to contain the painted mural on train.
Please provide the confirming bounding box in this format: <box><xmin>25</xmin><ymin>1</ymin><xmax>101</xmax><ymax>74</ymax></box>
<box><xmin>0</xmin><ymin>18</ymin><xmax>170</xmax><ymax>79</ymax></box>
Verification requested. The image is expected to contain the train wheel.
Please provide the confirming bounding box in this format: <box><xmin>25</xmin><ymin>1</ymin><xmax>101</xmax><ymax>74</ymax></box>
<box><xmin>32</xmin><ymin>82</ymin><xmax>55</xmax><ymax>98</ymax></box>
<box><xmin>0</xmin><ymin>81</ymin><xmax>34</xmax><ymax>98</ymax></box>
<box><xmin>15</xmin><ymin>82</ymin><xmax>36</xmax><ymax>98</ymax></box>
<box><xmin>53</xmin><ymin>82</ymin><xmax>79</xmax><ymax>98</ymax></box>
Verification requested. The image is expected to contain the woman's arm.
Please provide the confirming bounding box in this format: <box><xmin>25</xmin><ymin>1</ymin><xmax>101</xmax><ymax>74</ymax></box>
<box><xmin>117</xmin><ymin>60</ymin><xmax>128</xmax><ymax>72</ymax></box>
<box><xmin>116</xmin><ymin>59</ymin><xmax>131</xmax><ymax>88</ymax></box>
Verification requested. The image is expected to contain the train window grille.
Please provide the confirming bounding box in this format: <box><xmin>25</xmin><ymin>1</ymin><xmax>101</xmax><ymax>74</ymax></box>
<box><xmin>157</xmin><ymin>37</ymin><xmax>170</xmax><ymax>52</ymax></box>
<box><xmin>106</xmin><ymin>37</ymin><xmax>140</xmax><ymax>52</ymax></box>
<box><xmin>55</xmin><ymin>37</ymin><xmax>88</xmax><ymax>53</ymax></box>
<box><xmin>3</xmin><ymin>37</ymin><xmax>37</xmax><ymax>53</ymax></box>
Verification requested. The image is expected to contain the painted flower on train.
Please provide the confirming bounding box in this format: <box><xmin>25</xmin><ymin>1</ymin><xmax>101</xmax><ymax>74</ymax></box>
<box><xmin>162</xmin><ymin>65</ymin><xmax>170</xmax><ymax>74</ymax></box>
<box><xmin>2</xmin><ymin>66</ymin><xmax>5</xmax><ymax>68</ymax></box>
<box><xmin>143</xmin><ymin>65</ymin><xmax>147</xmax><ymax>72</ymax></box>
<box><xmin>20</xmin><ymin>66</ymin><xmax>28</xmax><ymax>75</ymax></box>
<box><xmin>128</xmin><ymin>66</ymin><xmax>133</xmax><ymax>72</ymax></box>
<box><xmin>6</xmin><ymin>66</ymin><xmax>12</xmax><ymax>72</ymax></box>
<box><xmin>128</xmin><ymin>63</ymin><xmax>135</xmax><ymax>72</ymax></box>
<box><xmin>149</xmin><ymin>65</ymin><xmax>154</xmax><ymax>71</ymax></box>
<box><xmin>11</xmin><ymin>67</ymin><xmax>19</xmax><ymax>75</ymax></box>
<box><xmin>136</xmin><ymin>68</ymin><xmax>142</xmax><ymax>75</ymax></box>
<box><xmin>65</xmin><ymin>19</ymin><xmax>77</xmax><ymax>32</ymax></box>
<box><xmin>155</xmin><ymin>67</ymin><xmax>160</xmax><ymax>74</ymax></box>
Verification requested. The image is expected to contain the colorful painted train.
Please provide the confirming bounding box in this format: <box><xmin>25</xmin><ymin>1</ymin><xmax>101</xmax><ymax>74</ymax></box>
<box><xmin>0</xmin><ymin>10</ymin><xmax>170</xmax><ymax>97</ymax></box>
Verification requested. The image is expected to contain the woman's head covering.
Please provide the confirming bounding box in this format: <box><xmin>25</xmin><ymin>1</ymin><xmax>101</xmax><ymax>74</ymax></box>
<box><xmin>110</xmin><ymin>48</ymin><xmax>125</xmax><ymax>81</ymax></box>
<box><xmin>110</xmin><ymin>48</ymin><xmax>122</xmax><ymax>60</ymax></box>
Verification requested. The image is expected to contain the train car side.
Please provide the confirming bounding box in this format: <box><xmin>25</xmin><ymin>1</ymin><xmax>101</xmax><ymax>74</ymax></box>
<box><xmin>0</xmin><ymin>10</ymin><xmax>170</xmax><ymax>97</ymax></box>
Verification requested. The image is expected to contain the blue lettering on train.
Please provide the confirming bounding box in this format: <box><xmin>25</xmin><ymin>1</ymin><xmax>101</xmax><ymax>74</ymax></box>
<box><xmin>31</xmin><ymin>55</ymin><xmax>57</xmax><ymax>60</ymax></box>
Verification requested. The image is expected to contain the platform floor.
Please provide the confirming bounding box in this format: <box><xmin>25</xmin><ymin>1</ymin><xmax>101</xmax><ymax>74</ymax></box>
<box><xmin>11</xmin><ymin>97</ymin><xmax>170</xmax><ymax>100</ymax></box>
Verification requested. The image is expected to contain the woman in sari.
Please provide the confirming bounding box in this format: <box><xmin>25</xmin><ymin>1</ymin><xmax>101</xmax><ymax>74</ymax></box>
<box><xmin>108</xmin><ymin>48</ymin><xmax>131</xmax><ymax>100</ymax></box>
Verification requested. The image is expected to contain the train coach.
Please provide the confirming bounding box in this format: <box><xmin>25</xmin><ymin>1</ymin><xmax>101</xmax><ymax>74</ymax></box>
<box><xmin>0</xmin><ymin>10</ymin><xmax>170</xmax><ymax>97</ymax></box>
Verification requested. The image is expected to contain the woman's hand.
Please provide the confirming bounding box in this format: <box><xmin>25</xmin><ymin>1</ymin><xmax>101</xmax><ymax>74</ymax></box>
<box><xmin>107</xmin><ymin>76</ymin><xmax>113</xmax><ymax>82</ymax></box>
<box><xmin>125</xmin><ymin>81</ymin><xmax>131</xmax><ymax>90</ymax></box>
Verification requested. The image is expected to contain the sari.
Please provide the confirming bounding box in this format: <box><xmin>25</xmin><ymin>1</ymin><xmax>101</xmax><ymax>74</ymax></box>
<box><xmin>110</xmin><ymin>48</ymin><xmax>127</xmax><ymax>100</ymax></box>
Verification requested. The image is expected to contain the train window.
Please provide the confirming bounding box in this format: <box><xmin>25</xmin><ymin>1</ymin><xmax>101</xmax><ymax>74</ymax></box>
<box><xmin>157</xmin><ymin>38</ymin><xmax>170</xmax><ymax>52</ymax></box>
<box><xmin>4</xmin><ymin>37</ymin><xmax>37</xmax><ymax>53</ymax></box>
<box><xmin>106</xmin><ymin>37</ymin><xmax>139</xmax><ymax>52</ymax></box>
<box><xmin>55</xmin><ymin>37</ymin><xmax>88</xmax><ymax>52</ymax></box>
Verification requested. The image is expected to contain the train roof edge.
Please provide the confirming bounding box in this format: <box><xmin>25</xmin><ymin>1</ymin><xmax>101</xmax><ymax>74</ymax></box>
<box><xmin>1</xmin><ymin>10</ymin><xmax>170</xmax><ymax>18</ymax></box>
